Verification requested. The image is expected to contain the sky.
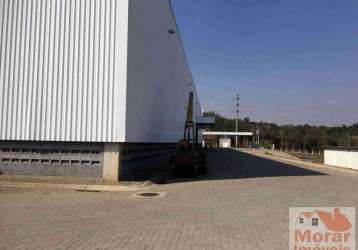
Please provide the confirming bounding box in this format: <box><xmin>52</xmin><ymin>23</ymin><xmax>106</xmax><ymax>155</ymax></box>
<box><xmin>171</xmin><ymin>0</ymin><xmax>358</xmax><ymax>126</ymax></box>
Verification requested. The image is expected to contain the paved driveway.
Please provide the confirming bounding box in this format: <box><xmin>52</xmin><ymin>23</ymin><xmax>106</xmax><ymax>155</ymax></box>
<box><xmin>1</xmin><ymin>149</ymin><xmax>358</xmax><ymax>249</ymax></box>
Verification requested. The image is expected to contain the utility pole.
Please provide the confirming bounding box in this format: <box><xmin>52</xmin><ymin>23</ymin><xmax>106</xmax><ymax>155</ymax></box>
<box><xmin>256</xmin><ymin>127</ymin><xmax>260</xmax><ymax>145</ymax></box>
<box><xmin>236</xmin><ymin>94</ymin><xmax>239</xmax><ymax>148</ymax></box>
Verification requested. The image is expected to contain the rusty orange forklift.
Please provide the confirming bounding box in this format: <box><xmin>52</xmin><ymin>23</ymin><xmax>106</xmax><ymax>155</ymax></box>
<box><xmin>170</xmin><ymin>92</ymin><xmax>207</xmax><ymax>177</ymax></box>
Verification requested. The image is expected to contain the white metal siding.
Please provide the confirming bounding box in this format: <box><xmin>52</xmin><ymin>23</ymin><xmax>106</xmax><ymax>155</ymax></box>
<box><xmin>126</xmin><ymin>0</ymin><xmax>202</xmax><ymax>143</ymax></box>
<box><xmin>324</xmin><ymin>149</ymin><xmax>358</xmax><ymax>170</ymax></box>
<box><xmin>0</xmin><ymin>0</ymin><xmax>128</xmax><ymax>142</ymax></box>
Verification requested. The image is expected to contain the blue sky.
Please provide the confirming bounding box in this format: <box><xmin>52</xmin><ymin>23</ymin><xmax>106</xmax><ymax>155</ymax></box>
<box><xmin>171</xmin><ymin>0</ymin><xmax>358</xmax><ymax>126</ymax></box>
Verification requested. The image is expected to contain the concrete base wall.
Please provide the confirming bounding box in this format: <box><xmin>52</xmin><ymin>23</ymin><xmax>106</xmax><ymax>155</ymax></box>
<box><xmin>0</xmin><ymin>141</ymin><xmax>176</xmax><ymax>181</ymax></box>
<box><xmin>103</xmin><ymin>143</ymin><xmax>122</xmax><ymax>182</ymax></box>
<box><xmin>120</xmin><ymin>143</ymin><xmax>176</xmax><ymax>181</ymax></box>
<box><xmin>102</xmin><ymin>142</ymin><xmax>176</xmax><ymax>181</ymax></box>
<box><xmin>324</xmin><ymin>149</ymin><xmax>358</xmax><ymax>170</ymax></box>
<box><xmin>0</xmin><ymin>141</ymin><xmax>104</xmax><ymax>177</ymax></box>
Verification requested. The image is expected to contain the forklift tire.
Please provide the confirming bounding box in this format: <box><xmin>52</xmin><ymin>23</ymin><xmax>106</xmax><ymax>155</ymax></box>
<box><xmin>192</xmin><ymin>164</ymin><xmax>199</xmax><ymax>176</ymax></box>
<box><xmin>200</xmin><ymin>165</ymin><xmax>207</xmax><ymax>174</ymax></box>
<box><xmin>170</xmin><ymin>162</ymin><xmax>177</xmax><ymax>177</ymax></box>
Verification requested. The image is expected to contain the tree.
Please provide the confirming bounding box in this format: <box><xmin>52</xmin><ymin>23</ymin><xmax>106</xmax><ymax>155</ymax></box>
<box><xmin>203</xmin><ymin>111</ymin><xmax>358</xmax><ymax>149</ymax></box>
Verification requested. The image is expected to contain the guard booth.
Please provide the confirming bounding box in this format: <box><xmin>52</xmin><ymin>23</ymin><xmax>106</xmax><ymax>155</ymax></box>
<box><xmin>219</xmin><ymin>139</ymin><xmax>232</xmax><ymax>148</ymax></box>
<box><xmin>195</xmin><ymin>117</ymin><xmax>216</xmax><ymax>145</ymax></box>
<box><xmin>202</xmin><ymin>132</ymin><xmax>254</xmax><ymax>148</ymax></box>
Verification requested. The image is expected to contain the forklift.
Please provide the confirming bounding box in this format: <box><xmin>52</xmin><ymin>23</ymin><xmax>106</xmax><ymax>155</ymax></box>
<box><xmin>170</xmin><ymin>92</ymin><xmax>207</xmax><ymax>177</ymax></box>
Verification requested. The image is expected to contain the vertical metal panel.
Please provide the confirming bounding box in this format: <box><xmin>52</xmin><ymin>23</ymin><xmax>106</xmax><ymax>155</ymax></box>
<box><xmin>126</xmin><ymin>0</ymin><xmax>202</xmax><ymax>143</ymax></box>
<box><xmin>0</xmin><ymin>0</ymin><xmax>127</xmax><ymax>142</ymax></box>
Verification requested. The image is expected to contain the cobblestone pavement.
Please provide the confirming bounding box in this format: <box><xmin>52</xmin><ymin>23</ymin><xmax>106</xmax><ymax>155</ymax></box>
<box><xmin>1</xmin><ymin>149</ymin><xmax>358</xmax><ymax>249</ymax></box>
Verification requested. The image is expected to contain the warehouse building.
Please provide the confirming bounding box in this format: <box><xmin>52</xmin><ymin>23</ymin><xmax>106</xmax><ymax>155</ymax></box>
<box><xmin>0</xmin><ymin>0</ymin><xmax>202</xmax><ymax>181</ymax></box>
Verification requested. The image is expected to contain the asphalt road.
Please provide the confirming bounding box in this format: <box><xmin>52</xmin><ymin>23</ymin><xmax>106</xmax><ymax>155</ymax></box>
<box><xmin>1</xmin><ymin>149</ymin><xmax>358</xmax><ymax>249</ymax></box>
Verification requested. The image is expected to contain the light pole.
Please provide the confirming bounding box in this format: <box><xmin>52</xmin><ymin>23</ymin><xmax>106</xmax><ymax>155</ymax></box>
<box><xmin>236</xmin><ymin>94</ymin><xmax>239</xmax><ymax>148</ymax></box>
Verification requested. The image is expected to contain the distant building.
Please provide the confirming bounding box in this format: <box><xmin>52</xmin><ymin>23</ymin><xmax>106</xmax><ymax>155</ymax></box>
<box><xmin>0</xmin><ymin>0</ymin><xmax>202</xmax><ymax>181</ymax></box>
<box><xmin>202</xmin><ymin>131</ymin><xmax>253</xmax><ymax>148</ymax></box>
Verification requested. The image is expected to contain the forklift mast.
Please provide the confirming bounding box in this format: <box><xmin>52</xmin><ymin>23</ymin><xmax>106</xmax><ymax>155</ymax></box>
<box><xmin>183</xmin><ymin>92</ymin><xmax>195</xmax><ymax>145</ymax></box>
<box><xmin>172</xmin><ymin>91</ymin><xmax>208</xmax><ymax>177</ymax></box>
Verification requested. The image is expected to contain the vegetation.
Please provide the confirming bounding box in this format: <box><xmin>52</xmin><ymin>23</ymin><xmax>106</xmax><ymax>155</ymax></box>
<box><xmin>204</xmin><ymin>111</ymin><xmax>358</xmax><ymax>150</ymax></box>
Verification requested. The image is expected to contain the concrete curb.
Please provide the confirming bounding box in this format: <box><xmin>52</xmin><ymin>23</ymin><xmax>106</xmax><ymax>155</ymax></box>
<box><xmin>238</xmin><ymin>149</ymin><xmax>358</xmax><ymax>176</ymax></box>
<box><xmin>0</xmin><ymin>181</ymin><xmax>150</xmax><ymax>192</ymax></box>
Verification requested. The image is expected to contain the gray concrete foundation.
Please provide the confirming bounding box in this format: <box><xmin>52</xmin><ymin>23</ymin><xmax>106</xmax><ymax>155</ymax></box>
<box><xmin>0</xmin><ymin>141</ymin><xmax>103</xmax><ymax>177</ymax></box>
<box><xmin>103</xmin><ymin>143</ymin><xmax>122</xmax><ymax>182</ymax></box>
<box><xmin>0</xmin><ymin>141</ymin><xmax>176</xmax><ymax>181</ymax></box>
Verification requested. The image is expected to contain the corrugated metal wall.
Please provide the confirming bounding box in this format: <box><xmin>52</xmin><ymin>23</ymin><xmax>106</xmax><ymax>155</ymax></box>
<box><xmin>0</xmin><ymin>0</ymin><xmax>122</xmax><ymax>142</ymax></box>
<box><xmin>126</xmin><ymin>0</ymin><xmax>202</xmax><ymax>143</ymax></box>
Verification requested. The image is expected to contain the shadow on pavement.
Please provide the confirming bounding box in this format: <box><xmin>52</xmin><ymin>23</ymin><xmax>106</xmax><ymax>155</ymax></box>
<box><xmin>152</xmin><ymin>148</ymin><xmax>326</xmax><ymax>184</ymax></box>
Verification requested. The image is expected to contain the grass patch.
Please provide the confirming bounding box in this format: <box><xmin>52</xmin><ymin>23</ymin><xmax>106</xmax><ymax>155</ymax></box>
<box><xmin>289</xmin><ymin>152</ymin><xmax>324</xmax><ymax>164</ymax></box>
